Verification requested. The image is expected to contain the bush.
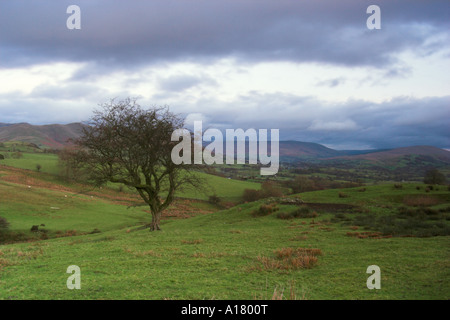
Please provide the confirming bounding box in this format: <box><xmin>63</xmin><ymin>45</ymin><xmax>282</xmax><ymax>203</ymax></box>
<box><xmin>260</xmin><ymin>181</ymin><xmax>283</xmax><ymax>198</ymax></box>
<box><xmin>277</xmin><ymin>207</ymin><xmax>318</xmax><ymax>220</ymax></box>
<box><xmin>252</xmin><ymin>204</ymin><xmax>278</xmax><ymax>217</ymax></box>
<box><xmin>424</xmin><ymin>169</ymin><xmax>446</xmax><ymax>185</ymax></box>
<box><xmin>243</xmin><ymin>189</ymin><xmax>261</xmax><ymax>202</ymax></box>
<box><xmin>242</xmin><ymin>181</ymin><xmax>284</xmax><ymax>202</ymax></box>
<box><xmin>208</xmin><ymin>194</ymin><xmax>221</xmax><ymax>205</ymax></box>
<box><xmin>11</xmin><ymin>151</ymin><xmax>23</xmax><ymax>159</ymax></box>
<box><xmin>0</xmin><ymin>217</ymin><xmax>9</xmax><ymax>232</ymax></box>
<box><xmin>285</xmin><ymin>176</ymin><xmax>318</xmax><ymax>193</ymax></box>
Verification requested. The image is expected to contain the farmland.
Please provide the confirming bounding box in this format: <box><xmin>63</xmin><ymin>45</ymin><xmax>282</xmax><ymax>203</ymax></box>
<box><xmin>0</xmin><ymin>149</ymin><xmax>449</xmax><ymax>299</ymax></box>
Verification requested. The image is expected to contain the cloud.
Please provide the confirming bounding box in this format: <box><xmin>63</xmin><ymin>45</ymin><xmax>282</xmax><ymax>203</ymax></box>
<box><xmin>0</xmin><ymin>1</ymin><xmax>449</xmax><ymax>150</ymax></box>
<box><xmin>157</xmin><ymin>74</ymin><xmax>217</xmax><ymax>92</ymax></box>
<box><xmin>1</xmin><ymin>0</ymin><xmax>449</xmax><ymax>72</ymax></box>
<box><xmin>30</xmin><ymin>83</ymin><xmax>108</xmax><ymax>100</ymax></box>
<box><xmin>308</xmin><ymin>119</ymin><xmax>359</xmax><ymax>131</ymax></box>
<box><xmin>317</xmin><ymin>78</ymin><xmax>346</xmax><ymax>88</ymax></box>
<box><xmin>173</xmin><ymin>93</ymin><xmax>450</xmax><ymax>149</ymax></box>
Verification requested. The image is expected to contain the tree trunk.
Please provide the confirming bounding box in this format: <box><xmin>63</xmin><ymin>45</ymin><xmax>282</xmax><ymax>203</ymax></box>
<box><xmin>150</xmin><ymin>211</ymin><xmax>162</xmax><ymax>231</ymax></box>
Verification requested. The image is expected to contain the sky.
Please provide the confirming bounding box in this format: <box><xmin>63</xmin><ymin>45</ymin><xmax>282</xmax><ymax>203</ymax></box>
<box><xmin>0</xmin><ymin>0</ymin><xmax>449</xmax><ymax>150</ymax></box>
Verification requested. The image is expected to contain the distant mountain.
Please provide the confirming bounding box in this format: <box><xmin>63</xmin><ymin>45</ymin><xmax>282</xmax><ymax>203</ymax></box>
<box><xmin>0</xmin><ymin>123</ymin><xmax>86</xmax><ymax>149</ymax></box>
<box><xmin>277</xmin><ymin>141</ymin><xmax>385</xmax><ymax>161</ymax></box>
<box><xmin>1</xmin><ymin>123</ymin><xmax>449</xmax><ymax>165</ymax></box>
<box><xmin>330</xmin><ymin>145</ymin><xmax>450</xmax><ymax>163</ymax></box>
<box><xmin>279</xmin><ymin>141</ymin><xmax>341</xmax><ymax>159</ymax></box>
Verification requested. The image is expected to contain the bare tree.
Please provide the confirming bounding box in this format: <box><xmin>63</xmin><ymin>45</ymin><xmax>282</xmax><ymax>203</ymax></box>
<box><xmin>424</xmin><ymin>168</ymin><xmax>446</xmax><ymax>185</ymax></box>
<box><xmin>58</xmin><ymin>145</ymin><xmax>89</xmax><ymax>182</ymax></box>
<box><xmin>74</xmin><ymin>98</ymin><xmax>202</xmax><ymax>231</ymax></box>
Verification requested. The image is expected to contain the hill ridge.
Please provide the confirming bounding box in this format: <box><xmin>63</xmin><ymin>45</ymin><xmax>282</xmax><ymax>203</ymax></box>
<box><xmin>1</xmin><ymin>123</ymin><xmax>449</xmax><ymax>163</ymax></box>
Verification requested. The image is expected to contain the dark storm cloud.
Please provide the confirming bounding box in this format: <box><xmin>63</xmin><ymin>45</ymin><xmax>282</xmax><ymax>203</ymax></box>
<box><xmin>1</xmin><ymin>0</ymin><xmax>449</xmax><ymax>71</ymax></box>
<box><xmin>180</xmin><ymin>93</ymin><xmax>450</xmax><ymax>149</ymax></box>
<box><xmin>1</xmin><ymin>1</ymin><xmax>449</xmax><ymax>150</ymax></box>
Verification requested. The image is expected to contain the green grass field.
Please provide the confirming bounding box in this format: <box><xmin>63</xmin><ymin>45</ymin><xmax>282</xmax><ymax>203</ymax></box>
<box><xmin>0</xmin><ymin>149</ymin><xmax>261</xmax><ymax>201</ymax></box>
<box><xmin>0</xmin><ymin>152</ymin><xmax>60</xmax><ymax>175</ymax></box>
<box><xmin>0</xmin><ymin>163</ymin><xmax>449</xmax><ymax>299</ymax></box>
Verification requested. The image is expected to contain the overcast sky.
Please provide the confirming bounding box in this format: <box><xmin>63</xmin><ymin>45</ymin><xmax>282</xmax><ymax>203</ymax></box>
<box><xmin>0</xmin><ymin>0</ymin><xmax>449</xmax><ymax>149</ymax></box>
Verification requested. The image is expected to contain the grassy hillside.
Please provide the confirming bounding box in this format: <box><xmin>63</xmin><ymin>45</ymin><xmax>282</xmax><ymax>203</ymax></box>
<box><xmin>0</xmin><ymin>123</ymin><xmax>85</xmax><ymax>149</ymax></box>
<box><xmin>0</xmin><ymin>165</ymin><xmax>448</xmax><ymax>299</ymax></box>
<box><xmin>0</xmin><ymin>149</ymin><xmax>261</xmax><ymax>202</ymax></box>
<box><xmin>333</xmin><ymin>145</ymin><xmax>450</xmax><ymax>163</ymax></box>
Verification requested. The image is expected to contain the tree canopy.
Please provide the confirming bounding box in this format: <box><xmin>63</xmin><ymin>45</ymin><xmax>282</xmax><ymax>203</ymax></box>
<box><xmin>73</xmin><ymin>98</ymin><xmax>202</xmax><ymax>231</ymax></box>
<box><xmin>423</xmin><ymin>168</ymin><xmax>446</xmax><ymax>185</ymax></box>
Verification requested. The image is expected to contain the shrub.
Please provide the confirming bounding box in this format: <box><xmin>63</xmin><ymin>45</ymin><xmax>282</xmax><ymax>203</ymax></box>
<box><xmin>338</xmin><ymin>192</ymin><xmax>348</xmax><ymax>198</ymax></box>
<box><xmin>208</xmin><ymin>194</ymin><xmax>221</xmax><ymax>205</ymax></box>
<box><xmin>243</xmin><ymin>181</ymin><xmax>284</xmax><ymax>202</ymax></box>
<box><xmin>393</xmin><ymin>183</ymin><xmax>403</xmax><ymax>189</ymax></box>
<box><xmin>277</xmin><ymin>207</ymin><xmax>317</xmax><ymax>220</ymax></box>
<box><xmin>260</xmin><ymin>181</ymin><xmax>283</xmax><ymax>198</ymax></box>
<box><xmin>11</xmin><ymin>152</ymin><xmax>23</xmax><ymax>159</ymax></box>
<box><xmin>423</xmin><ymin>169</ymin><xmax>446</xmax><ymax>185</ymax></box>
<box><xmin>242</xmin><ymin>189</ymin><xmax>261</xmax><ymax>202</ymax></box>
<box><xmin>0</xmin><ymin>217</ymin><xmax>9</xmax><ymax>232</ymax></box>
<box><xmin>285</xmin><ymin>176</ymin><xmax>318</xmax><ymax>193</ymax></box>
<box><xmin>36</xmin><ymin>164</ymin><xmax>42</xmax><ymax>172</ymax></box>
<box><xmin>252</xmin><ymin>204</ymin><xmax>278</xmax><ymax>217</ymax></box>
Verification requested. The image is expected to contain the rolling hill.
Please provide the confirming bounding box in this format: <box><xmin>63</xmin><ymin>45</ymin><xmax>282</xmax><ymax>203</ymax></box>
<box><xmin>331</xmin><ymin>145</ymin><xmax>450</xmax><ymax>164</ymax></box>
<box><xmin>1</xmin><ymin>123</ymin><xmax>449</xmax><ymax>165</ymax></box>
<box><xmin>0</xmin><ymin>122</ymin><xmax>86</xmax><ymax>149</ymax></box>
<box><xmin>279</xmin><ymin>140</ymin><xmax>342</xmax><ymax>159</ymax></box>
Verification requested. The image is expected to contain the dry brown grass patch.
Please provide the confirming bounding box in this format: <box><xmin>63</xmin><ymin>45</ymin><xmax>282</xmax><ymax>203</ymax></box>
<box><xmin>346</xmin><ymin>231</ymin><xmax>392</xmax><ymax>239</ymax></box>
<box><xmin>403</xmin><ymin>195</ymin><xmax>440</xmax><ymax>207</ymax></box>
<box><xmin>289</xmin><ymin>235</ymin><xmax>308</xmax><ymax>241</ymax></box>
<box><xmin>257</xmin><ymin>247</ymin><xmax>322</xmax><ymax>271</ymax></box>
<box><xmin>181</xmin><ymin>239</ymin><xmax>203</xmax><ymax>245</ymax></box>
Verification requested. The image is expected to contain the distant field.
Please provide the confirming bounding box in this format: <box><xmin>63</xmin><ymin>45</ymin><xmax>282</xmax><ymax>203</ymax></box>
<box><xmin>0</xmin><ymin>153</ymin><xmax>60</xmax><ymax>175</ymax></box>
<box><xmin>0</xmin><ymin>150</ymin><xmax>261</xmax><ymax>202</ymax></box>
<box><xmin>0</xmin><ymin>165</ymin><xmax>448</xmax><ymax>299</ymax></box>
